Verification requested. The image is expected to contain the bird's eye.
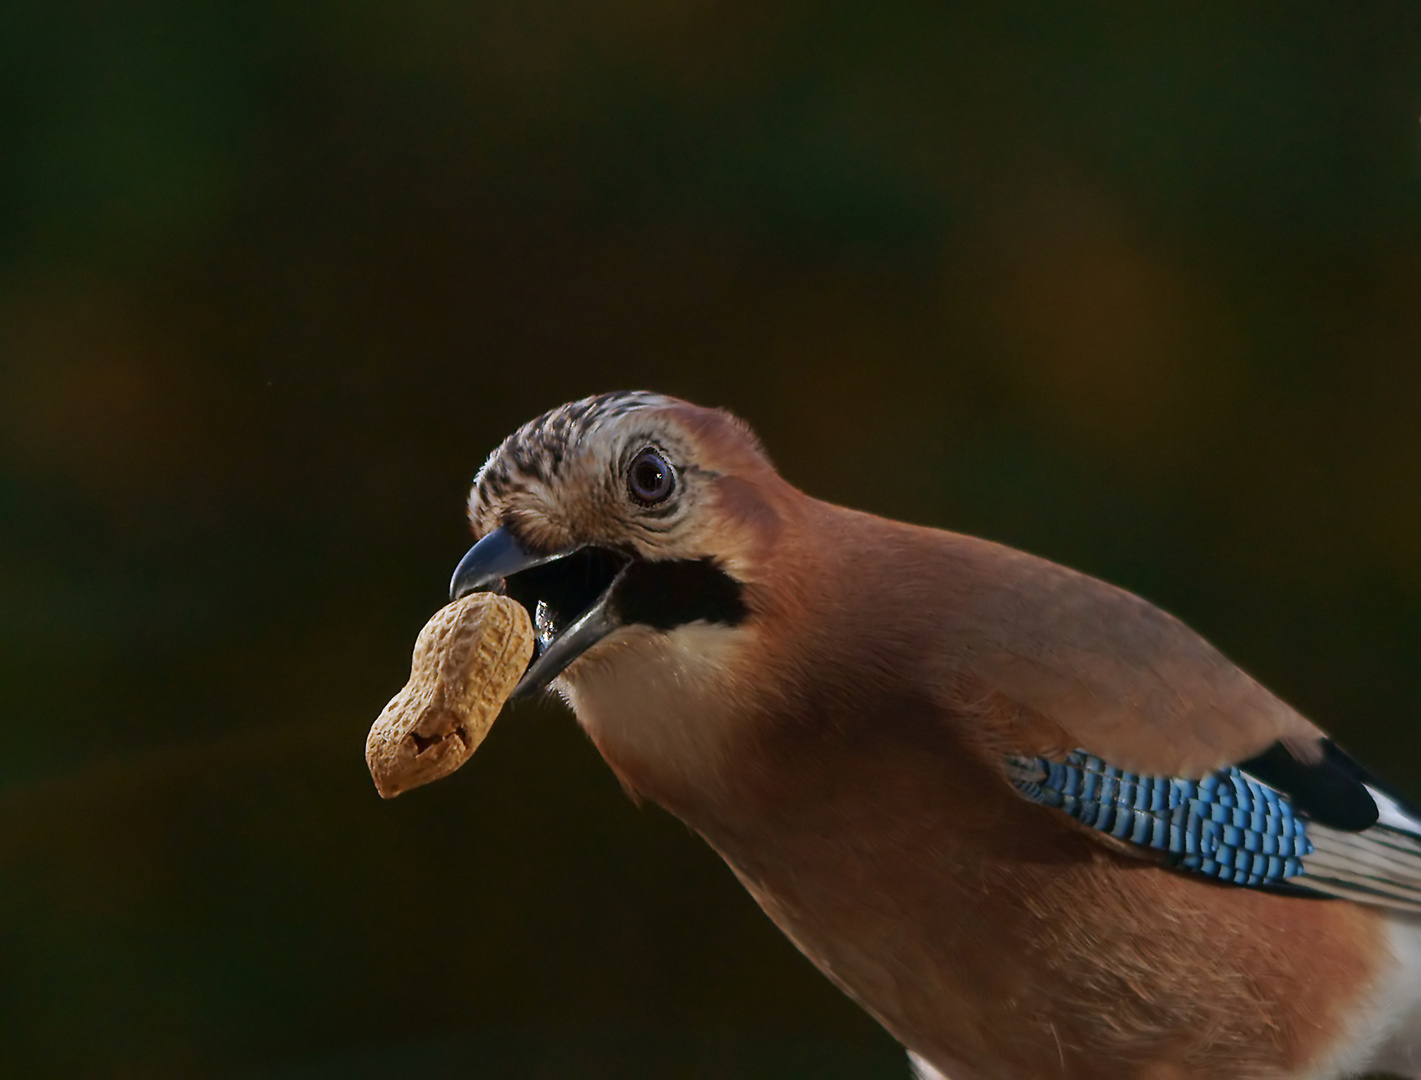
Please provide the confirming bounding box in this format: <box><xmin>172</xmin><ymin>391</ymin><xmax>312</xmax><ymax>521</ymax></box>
<box><xmin>627</xmin><ymin>447</ymin><xmax>675</xmax><ymax>505</ymax></box>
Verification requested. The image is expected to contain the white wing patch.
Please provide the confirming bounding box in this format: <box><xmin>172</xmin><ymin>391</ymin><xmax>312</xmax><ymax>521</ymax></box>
<box><xmin>1373</xmin><ymin>786</ymin><xmax>1421</xmax><ymax>835</ymax></box>
<box><xmin>1298</xmin><ymin>784</ymin><xmax>1421</xmax><ymax>912</ymax></box>
<box><xmin>907</xmin><ymin>1051</ymin><xmax>953</xmax><ymax>1080</ymax></box>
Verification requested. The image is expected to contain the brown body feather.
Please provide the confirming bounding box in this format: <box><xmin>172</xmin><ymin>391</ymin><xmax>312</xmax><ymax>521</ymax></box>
<box><xmin>579</xmin><ymin>481</ymin><xmax>1386</xmax><ymax>1079</ymax></box>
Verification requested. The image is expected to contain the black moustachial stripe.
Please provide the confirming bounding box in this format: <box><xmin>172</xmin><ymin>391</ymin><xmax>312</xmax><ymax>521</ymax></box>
<box><xmin>612</xmin><ymin>558</ymin><xmax>748</xmax><ymax>631</ymax></box>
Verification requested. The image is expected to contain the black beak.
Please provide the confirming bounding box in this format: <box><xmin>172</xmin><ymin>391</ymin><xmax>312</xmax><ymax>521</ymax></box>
<box><xmin>449</xmin><ymin>527</ymin><xmax>567</xmax><ymax>600</ymax></box>
<box><xmin>507</xmin><ymin>589</ymin><xmax>622</xmax><ymax>700</ymax></box>
<box><xmin>448</xmin><ymin>527</ymin><xmax>630</xmax><ymax>697</ymax></box>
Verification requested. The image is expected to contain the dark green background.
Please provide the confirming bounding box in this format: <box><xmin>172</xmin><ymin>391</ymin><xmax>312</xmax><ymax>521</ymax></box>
<box><xmin>4</xmin><ymin>3</ymin><xmax>1421</xmax><ymax>1077</ymax></box>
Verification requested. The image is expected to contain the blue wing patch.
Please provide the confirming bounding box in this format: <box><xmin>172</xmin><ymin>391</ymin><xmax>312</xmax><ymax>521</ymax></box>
<box><xmin>1008</xmin><ymin>751</ymin><xmax>1314</xmax><ymax>888</ymax></box>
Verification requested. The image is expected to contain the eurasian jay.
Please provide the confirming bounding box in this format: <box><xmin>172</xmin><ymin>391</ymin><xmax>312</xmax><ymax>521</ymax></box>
<box><xmin>447</xmin><ymin>391</ymin><xmax>1421</xmax><ymax>1080</ymax></box>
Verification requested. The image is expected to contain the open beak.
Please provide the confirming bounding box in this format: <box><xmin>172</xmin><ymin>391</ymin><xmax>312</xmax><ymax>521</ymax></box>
<box><xmin>449</xmin><ymin>527</ymin><xmax>631</xmax><ymax>698</ymax></box>
<box><xmin>449</xmin><ymin>527</ymin><xmax>566</xmax><ymax>599</ymax></box>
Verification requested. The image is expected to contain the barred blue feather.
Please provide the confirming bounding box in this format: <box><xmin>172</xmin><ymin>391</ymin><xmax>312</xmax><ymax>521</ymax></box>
<box><xmin>1008</xmin><ymin>751</ymin><xmax>1314</xmax><ymax>887</ymax></box>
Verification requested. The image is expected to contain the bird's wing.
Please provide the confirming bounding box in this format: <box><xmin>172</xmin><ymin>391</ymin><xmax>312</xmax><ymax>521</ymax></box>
<box><xmin>1006</xmin><ymin>744</ymin><xmax>1421</xmax><ymax>910</ymax></box>
<box><xmin>944</xmin><ymin>534</ymin><xmax>1421</xmax><ymax>910</ymax></box>
<box><xmin>945</xmin><ymin>534</ymin><xmax>1323</xmax><ymax>778</ymax></box>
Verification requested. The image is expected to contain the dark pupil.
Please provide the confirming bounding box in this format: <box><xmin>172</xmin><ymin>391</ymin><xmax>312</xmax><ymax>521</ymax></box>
<box><xmin>631</xmin><ymin>451</ymin><xmax>671</xmax><ymax>502</ymax></box>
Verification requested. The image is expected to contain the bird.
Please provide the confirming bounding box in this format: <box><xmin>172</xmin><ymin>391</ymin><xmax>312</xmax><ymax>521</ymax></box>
<box><xmin>447</xmin><ymin>390</ymin><xmax>1421</xmax><ymax>1080</ymax></box>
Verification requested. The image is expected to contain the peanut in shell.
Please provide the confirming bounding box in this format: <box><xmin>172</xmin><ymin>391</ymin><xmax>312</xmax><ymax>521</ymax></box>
<box><xmin>366</xmin><ymin>592</ymin><xmax>534</xmax><ymax>798</ymax></box>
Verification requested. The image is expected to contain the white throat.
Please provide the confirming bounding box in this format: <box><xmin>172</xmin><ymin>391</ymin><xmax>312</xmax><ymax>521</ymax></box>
<box><xmin>556</xmin><ymin>621</ymin><xmax>753</xmax><ymax>796</ymax></box>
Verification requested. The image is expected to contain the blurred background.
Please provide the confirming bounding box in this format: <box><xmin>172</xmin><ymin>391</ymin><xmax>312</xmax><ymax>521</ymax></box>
<box><xmin>3</xmin><ymin>3</ymin><xmax>1421</xmax><ymax>1077</ymax></box>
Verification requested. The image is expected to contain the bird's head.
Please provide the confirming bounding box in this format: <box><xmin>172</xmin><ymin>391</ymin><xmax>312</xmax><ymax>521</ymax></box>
<box><xmin>450</xmin><ymin>391</ymin><xmax>794</xmax><ymax>704</ymax></box>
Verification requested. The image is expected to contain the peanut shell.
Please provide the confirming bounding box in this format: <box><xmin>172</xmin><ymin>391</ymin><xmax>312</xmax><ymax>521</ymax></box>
<box><xmin>366</xmin><ymin>592</ymin><xmax>534</xmax><ymax>798</ymax></box>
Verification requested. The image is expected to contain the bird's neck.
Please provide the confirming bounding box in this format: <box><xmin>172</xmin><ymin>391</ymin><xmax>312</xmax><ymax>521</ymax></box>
<box><xmin>555</xmin><ymin>500</ymin><xmax>966</xmax><ymax>819</ymax></box>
